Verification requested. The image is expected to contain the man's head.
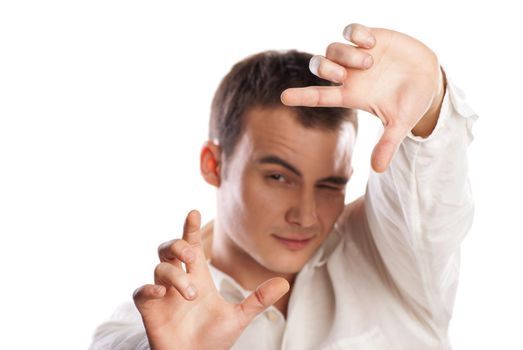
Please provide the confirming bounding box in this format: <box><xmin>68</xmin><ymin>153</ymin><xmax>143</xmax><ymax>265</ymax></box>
<box><xmin>201</xmin><ymin>50</ymin><xmax>357</xmax><ymax>274</ymax></box>
<box><xmin>208</xmin><ymin>50</ymin><xmax>358</xmax><ymax>169</ymax></box>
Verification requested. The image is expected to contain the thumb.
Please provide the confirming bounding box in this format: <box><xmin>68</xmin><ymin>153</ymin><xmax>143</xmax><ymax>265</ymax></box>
<box><xmin>236</xmin><ymin>277</ymin><xmax>290</xmax><ymax>327</ymax></box>
<box><xmin>371</xmin><ymin>123</ymin><xmax>408</xmax><ymax>173</ymax></box>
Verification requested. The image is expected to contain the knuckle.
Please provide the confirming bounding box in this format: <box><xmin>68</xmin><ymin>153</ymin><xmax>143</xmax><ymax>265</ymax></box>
<box><xmin>191</xmin><ymin>241</ymin><xmax>202</xmax><ymax>251</ymax></box>
<box><xmin>154</xmin><ymin>262</ymin><xmax>185</xmax><ymax>285</ymax></box>
<box><xmin>326</xmin><ymin>42</ymin><xmax>339</xmax><ymax>57</ymax></box>
<box><xmin>182</xmin><ymin>247</ymin><xmax>195</xmax><ymax>262</ymax></box>
<box><xmin>168</xmin><ymin>269</ymin><xmax>182</xmax><ymax>283</ymax></box>
<box><xmin>254</xmin><ymin>288</ymin><xmax>267</xmax><ymax>307</ymax></box>
<box><xmin>154</xmin><ymin>262</ymin><xmax>167</xmax><ymax>277</ymax></box>
<box><xmin>311</xmin><ymin>89</ymin><xmax>321</xmax><ymax>107</ymax></box>
<box><xmin>362</xmin><ymin>54</ymin><xmax>373</xmax><ymax>68</ymax></box>
<box><xmin>171</xmin><ymin>239</ymin><xmax>187</xmax><ymax>254</ymax></box>
<box><xmin>354</xmin><ymin>51</ymin><xmax>368</xmax><ymax>65</ymax></box>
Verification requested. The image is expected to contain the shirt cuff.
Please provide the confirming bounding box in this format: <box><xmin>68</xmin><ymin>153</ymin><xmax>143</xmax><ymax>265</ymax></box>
<box><xmin>406</xmin><ymin>73</ymin><xmax>479</xmax><ymax>143</ymax></box>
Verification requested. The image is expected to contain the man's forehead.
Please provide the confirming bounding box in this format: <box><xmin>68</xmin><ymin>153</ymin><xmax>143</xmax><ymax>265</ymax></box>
<box><xmin>241</xmin><ymin>106</ymin><xmax>355</xmax><ymax>172</ymax></box>
<box><xmin>243</xmin><ymin>106</ymin><xmax>355</xmax><ymax>148</ymax></box>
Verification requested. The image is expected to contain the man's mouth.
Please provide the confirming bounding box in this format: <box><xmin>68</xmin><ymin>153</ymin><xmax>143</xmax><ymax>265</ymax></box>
<box><xmin>272</xmin><ymin>235</ymin><xmax>315</xmax><ymax>251</ymax></box>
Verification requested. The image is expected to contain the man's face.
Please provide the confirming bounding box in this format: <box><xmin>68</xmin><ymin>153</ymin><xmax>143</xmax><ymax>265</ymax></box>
<box><xmin>216</xmin><ymin>106</ymin><xmax>355</xmax><ymax>274</ymax></box>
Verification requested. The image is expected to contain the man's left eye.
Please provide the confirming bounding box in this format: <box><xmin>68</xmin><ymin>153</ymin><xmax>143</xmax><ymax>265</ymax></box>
<box><xmin>317</xmin><ymin>184</ymin><xmax>343</xmax><ymax>191</ymax></box>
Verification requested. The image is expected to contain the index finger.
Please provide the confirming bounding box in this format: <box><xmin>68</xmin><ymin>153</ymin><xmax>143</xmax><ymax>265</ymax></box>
<box><xmin>180</xmin><ymin>210</ymin><xmax>209</xmax><ymax>274</ymax></box>
<box><xmin>280</xmin><ymin>86</ymin><xmax>347</xmax><ymax>108</ymax></box>
<box><xmin>182</xmin><ymin>210</ymin><xmax>202</xmax><ymax>245</ymax></box>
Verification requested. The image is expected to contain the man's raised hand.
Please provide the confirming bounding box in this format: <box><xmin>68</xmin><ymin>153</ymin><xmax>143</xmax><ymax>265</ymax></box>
<box><xmin>133</xmin><ymin>210</ymin><xmax>290</xmax><ymax>350</ymax></box>
<box><xmin>281</xmin><ymin>23</ymin><xmax>445</xmax><ymax>173</ymax></box>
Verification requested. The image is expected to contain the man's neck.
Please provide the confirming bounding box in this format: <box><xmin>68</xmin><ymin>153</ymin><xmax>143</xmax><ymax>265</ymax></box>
<box><xmin>208</xmin><ymin>221</ymin><xmax>295</xmax><ymax>318</ymax></box>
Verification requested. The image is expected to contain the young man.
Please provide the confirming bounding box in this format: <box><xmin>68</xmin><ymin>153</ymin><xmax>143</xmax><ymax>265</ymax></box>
<box><xmin>90</xmin><ymin>23</ymin><xmax>477</xmax><ymax>349</ymax></box>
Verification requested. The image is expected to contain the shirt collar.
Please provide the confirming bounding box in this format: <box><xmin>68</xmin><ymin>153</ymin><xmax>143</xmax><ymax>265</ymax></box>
<box><xmin>307</xmin><ymin>225</ymin><xmax>342</xmax><ymax>268</ymax></box>
<box><xmin>207</xmin><ymin>261</ymin><xmax>250</xmax><ymax>303</ymax></box>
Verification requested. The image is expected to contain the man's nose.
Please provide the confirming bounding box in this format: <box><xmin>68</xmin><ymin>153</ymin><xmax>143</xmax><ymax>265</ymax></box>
<box><xmin>285</xmin><ymin>189</ymin><xmax>318</xmax><ymax>228</ymax></box>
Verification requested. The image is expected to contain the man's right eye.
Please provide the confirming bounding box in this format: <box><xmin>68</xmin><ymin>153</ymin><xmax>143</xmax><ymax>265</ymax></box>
<box><xmin>267</xmin><ymin>174</ymin><xmax>286</xmax><ymax>183</ymax></box>
<box><xmin>269</xmin><ymin>174</ymin><xmax>284</xmax><ymax>181</ymax></box>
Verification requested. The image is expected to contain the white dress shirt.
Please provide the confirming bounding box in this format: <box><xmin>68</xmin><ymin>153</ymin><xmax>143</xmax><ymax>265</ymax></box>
<box><xmin>89</xmin><ymin>77</ymin><xmax>478</xmax><ymax>350</ymax></box>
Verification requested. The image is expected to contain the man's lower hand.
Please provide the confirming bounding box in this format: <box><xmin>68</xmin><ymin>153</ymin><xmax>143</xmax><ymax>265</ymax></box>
<box><xmin>133</xmin><ymin>210</ymin><xmax>290</xmax><ymax>350</ymax></box>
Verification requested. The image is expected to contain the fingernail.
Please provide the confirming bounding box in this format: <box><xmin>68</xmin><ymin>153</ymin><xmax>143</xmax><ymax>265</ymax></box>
<box><xmin>309</xmin><ymin>55</ymin><xmax>321</xmax><ymax>76</ymax></box>
<box><xmin>342</xmin><ymin>25</ymin><xmax>352</xmax><ymax>41</ymax></box>
<box><xmin>186</xmin><ymin>284</ymin><xmax>197</xmax><ymax>299</ymax></box>
<box><xmin>183</xmin><ymin>249</ymin><xmax>195</xmax><ymax>262</ymax></box>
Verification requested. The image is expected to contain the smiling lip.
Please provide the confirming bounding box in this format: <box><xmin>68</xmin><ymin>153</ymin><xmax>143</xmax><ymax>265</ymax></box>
<box><xmin>272</xmin><ymin>235</ymin><xmax>314</xmax><ymax>251</ymax></box>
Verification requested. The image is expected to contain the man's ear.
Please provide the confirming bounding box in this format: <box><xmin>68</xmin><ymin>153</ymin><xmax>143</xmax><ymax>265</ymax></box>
<box><xmin>200</xmin><ymin>140</ymin><xmax>222</xmax><ymax>187</ymax></box>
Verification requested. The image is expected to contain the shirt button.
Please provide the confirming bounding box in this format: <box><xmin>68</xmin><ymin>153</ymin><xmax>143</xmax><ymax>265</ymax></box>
<box><xmin>265</xmin><ymin>310</ymin><xmax>279</xmax><ymax>322</ymax></box>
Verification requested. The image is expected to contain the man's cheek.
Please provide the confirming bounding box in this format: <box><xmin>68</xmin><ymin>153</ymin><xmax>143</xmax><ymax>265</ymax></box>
<box><xmin>247</xmin><ymin>191</ymin><xmax>288</xmax><ymax>220</ymax></box>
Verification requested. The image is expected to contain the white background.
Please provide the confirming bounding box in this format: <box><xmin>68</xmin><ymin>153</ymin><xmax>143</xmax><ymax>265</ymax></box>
<box><xmin>0</xmin><ymin>0</ymin><xmax>521</xmax><ymax>349</ymax></box>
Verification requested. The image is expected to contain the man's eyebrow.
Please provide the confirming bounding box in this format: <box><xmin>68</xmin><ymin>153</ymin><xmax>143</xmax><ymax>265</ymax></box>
<box><xmin>256</xmin><ymin>155</ymin><xmax>349</xmax><ymax>186</ymax></box>
<box><xmin>257</xmin><ymin>155</ymin><xmax>301</xmax><ymax>177</ymax></box>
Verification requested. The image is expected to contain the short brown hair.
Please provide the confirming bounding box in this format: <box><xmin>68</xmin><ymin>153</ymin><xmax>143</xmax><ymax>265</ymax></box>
<box><xmin>209</xmin><ymin>50</ymin><xmax>357</xmax><ymax>160</ymax></box>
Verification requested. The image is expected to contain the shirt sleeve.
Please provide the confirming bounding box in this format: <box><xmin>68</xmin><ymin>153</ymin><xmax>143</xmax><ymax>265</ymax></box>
<box><xmin>89</xmin><ymin>301</ymin><xmax>150</xmax><ymax>350</ymax></box>
<box><xmin>353</xmin><ymin>76</ymin><xmax>477</xmax><ymax>331</ymax></box>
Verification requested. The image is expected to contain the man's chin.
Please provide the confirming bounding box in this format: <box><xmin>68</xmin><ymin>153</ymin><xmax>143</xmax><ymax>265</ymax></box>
<box><xmin>261</xmin><ymin>255</ymin><xmax>309</xmax><ymax>275</ymax></box>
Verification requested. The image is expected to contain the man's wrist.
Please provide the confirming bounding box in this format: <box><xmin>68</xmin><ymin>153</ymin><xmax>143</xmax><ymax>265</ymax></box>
<box><xmin>411</xmin><ymin>66</ymin><xmax>446</xmax><ymax>138</ymax></box>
